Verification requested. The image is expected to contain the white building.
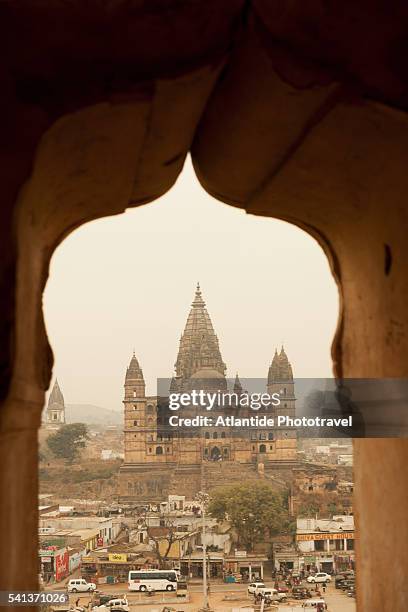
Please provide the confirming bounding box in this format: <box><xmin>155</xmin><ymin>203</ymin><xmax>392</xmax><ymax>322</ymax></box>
<box><xmin>296</xmin><ymin>515</ymin><xmax>355</xmax><ymax>574</ymax></box>
<box><xmin>38</xmin><ymin>516</ymin><xmax>121</xmax><ymax>546</ymax></box>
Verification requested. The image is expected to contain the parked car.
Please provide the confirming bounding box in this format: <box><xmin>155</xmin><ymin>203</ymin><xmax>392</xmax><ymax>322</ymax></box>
<box><xmin>307</xmin><ymin>572</ymin><xmax>331</xmax><ymax>584</ymax></box>
<box><xmin>292</xmin><ymin>586</ymin><xmax>312</xmax><ymax>600</ymax></box>
<box><xmin>335</xmin><ymin>575</ymin><xmax>346</xmax><ymax>588</ymax></box>
<box><xmin>247</xmin><ymin>582</ymin><xmax>265</xmax><ymax>594</ymax></box>
<box><xmin>91</xmin><ymin>593</ymin><xmax>116</xmax><ymax>606</ymax></box>
<box><xmin>176</xmin><ymin>582</ymin><xmax>188</xmax><ymax>597</ymax></box>
<box><xmin>335</xmin><ymin>571</ymin><xmax>355</xmax><ymax>588</ymax></box>
<box><xmin>67</xmin><ymin>579</ymin><xmax>97</xmax><ymax>593</ymax></box>
<box><xmin>340</xmin><ymin>579</ymin><xmax>355</xmax><ymax>591</ymax></box>
<box><xmin>255</xmin><ymin>587</ymin><xmax>287</xmax><ymax>602</ymax></box>
<box><xmin>92</xmin><ymin>599</ymin><xmax>129</xmax><ymax>612</ymax></box>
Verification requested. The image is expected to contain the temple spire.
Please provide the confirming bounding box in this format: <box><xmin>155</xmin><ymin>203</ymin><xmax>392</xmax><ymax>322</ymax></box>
<box><xmin>233</xmin><ymin>373</ymin><xmax>243</xmax><ymax>394</ymax></box>
<box><xmin>192</xmin><ymin>281</ymin><xmax>205</xmax><ymax>307</ymax></box>
<box><xmin>173</xmin><ymin>283</ymin><xmax>226</xmax><ymax>385</ymax></box>
<box><xmin>126</xmin><ymin>352</ymin><xmax>144</xmax><ymax>382</ymax></box>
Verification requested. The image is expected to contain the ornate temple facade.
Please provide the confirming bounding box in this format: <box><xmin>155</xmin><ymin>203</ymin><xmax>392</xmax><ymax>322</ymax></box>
<box><xmin>119</xmin><ymin>285</ymin><xmax>297</xmax><ymax>499</ymax></box>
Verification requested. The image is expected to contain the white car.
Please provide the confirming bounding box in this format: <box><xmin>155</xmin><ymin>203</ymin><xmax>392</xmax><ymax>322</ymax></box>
<box><xmin>256</xmin><ymin>587</ymin><xmax>287</xmax><ymax>602</ymax></box>
<box><xmin>307</xmin><ymin>572</ymin><xmax>332</xmax><ymax>584</ymax></box>
<box><xmin>247</xmin><ymin>582</ymin><xmax>265</xmax><ymax>594</ymax></box>
<box><xmin>67</xmin><ymin>578</ymin><xmax>97</xmax><ymax>592</ymax></box>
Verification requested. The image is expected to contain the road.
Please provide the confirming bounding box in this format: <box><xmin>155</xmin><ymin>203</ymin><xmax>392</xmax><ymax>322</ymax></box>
<box><xmin>65</xmin><ymin>581</ymin><xmax>356</xmax><ymax>611</ymax></box>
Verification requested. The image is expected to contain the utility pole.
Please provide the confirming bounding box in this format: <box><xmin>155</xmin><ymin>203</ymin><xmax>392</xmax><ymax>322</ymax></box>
<box><xmin>196</xmin><ymin>490</ymin><xmax>212</xmax><ymax>611</ymax></box>
<box><xmin>202</xmin><ymin>500</ymin><xmax>208</xmax><ymax>610</ymax></box>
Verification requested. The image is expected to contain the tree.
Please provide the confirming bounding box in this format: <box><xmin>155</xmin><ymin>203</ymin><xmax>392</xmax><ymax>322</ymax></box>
<box><xmin>208</xmin><ymin>482</ymin><xmax>289</xmax><ymax>551</ymax></box>
<box><xmin>46</xmin><ymin>423</ymin><xmax>89</xmax><ymax>463</ymax></box>
<box><xmin>145</xmin><ymin>518</ymin><xmax>178</xmax><ymax>568</ymax></box>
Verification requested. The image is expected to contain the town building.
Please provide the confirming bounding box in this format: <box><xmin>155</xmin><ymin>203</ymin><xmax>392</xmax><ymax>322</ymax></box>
<box><xmin>272</xmin><ymin>539</ymin><xmax>301</xmax><ymax>573</ymax></box>
<box><xmin>39</xmin><ymin>516</ymin><xmax>122</xmax><ymax>549</ymax></box>
<box><xmin>223</xmin><ymin>551</ymin><xmax>268</xmax><ymax>581</ymax></box>
<box><xmin>39</xmin><ymin>545</ymin><xmax>69</xmax><ymax>584</ymax></box>
<box><xmin>296</xmin><ymin>515</ymin><xmax>355</xmax><ymax>573</ymax></box>
<box><xmin>289</xmin><ymin>464</ymin><xmax>354</xmax><ymax>517</ymax></box>
<box><xmin>119</xmin><ymin>284</ymin><xmax>297</xmax><ymax>500</ymax></box>
<box><xmin>81</xmin><ymin>544</ymin><xmax>155</xmax><ymax>584</ymax></box>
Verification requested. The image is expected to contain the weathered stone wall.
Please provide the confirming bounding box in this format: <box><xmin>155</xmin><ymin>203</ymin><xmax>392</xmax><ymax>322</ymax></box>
<box><xmin>1</xmin><ymin>2</ymin><xmax>408</xmax><ymax>610</ymax></box>
<box><xmin>118</xmin><ymin>461</ymin><xmax>291</xmax><ymax>503</ymax></box>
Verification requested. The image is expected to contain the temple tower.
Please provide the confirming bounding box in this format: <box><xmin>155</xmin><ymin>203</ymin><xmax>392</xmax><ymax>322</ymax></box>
<box><xmin>267</xmin><ymin>346</ymin><xmax>295</xmax><ymax>403</ymax></box>
<box><xmin>172</xmin><ymin>283</ymin><xmax>227</xmax><ymax>392</ymax></box>
<box><xmin>267</xmin><ymin>346</ymin><xmax>297</xmax><ymax>458</ymax></box>
<box><xmin>45</xmin><ymin>379</ymin><xmax>66</xmax><ymax>427</ymax></box>
<box><xmin>123</xmin><ymin>353</ymin><xmax>150</xmax><ymax>463</ymax></box>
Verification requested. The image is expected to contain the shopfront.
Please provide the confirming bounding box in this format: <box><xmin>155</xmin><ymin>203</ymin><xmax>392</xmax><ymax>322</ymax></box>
<box><xmin>334</xmin><ymin>553</ymin><xmax>355</xmax><ymax>572</ymax></box>
<box><xmin>297</xmin><ymin>531</ymin><xmax>355</xmax><ymax>574</ymax></box>
<box><xmin>81</xmin><ymin>553</ymin><xmax>149</xmax><ymax>584</ymax></box>
<box><xmin>181</xmin><ymin>552</ymin><xmax>224</xmax><ymax>579</ymax></box>
<box><xmin>39</xmin><ymin>547</ymin><xmax>69</xmax><ymax>584</ymax></box>
<box><xmin>223</xmin><ymin>554</ymin><xmax>267</xmax><ymax>581</ymax></box>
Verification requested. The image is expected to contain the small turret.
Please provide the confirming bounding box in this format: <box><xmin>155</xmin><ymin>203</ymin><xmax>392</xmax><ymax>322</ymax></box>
<box><xmin>124</xmin><ymin>352</ymin><xmax>145</xmax><ymax>400</ymax></box>
<box><xmin>268</xmin><ymin>346</ymin><xmax>293</xmax><ymax>384</ymax></box>
<box><xmin>45</xmin><ymin>379</ymin><xmax>66</xmax><ymax>426</ymax></box>
<box><xmin>233</xmin><ymin>373</ymin><xmax>243</xmax><ymax>394</ymax></box>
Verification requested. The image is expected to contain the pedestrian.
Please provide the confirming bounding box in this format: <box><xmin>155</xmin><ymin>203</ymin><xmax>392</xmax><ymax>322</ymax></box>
<box><xmin>322</xmin><ymin>583</ymin><xmax>326</xmax><ymax>593</ymax></box>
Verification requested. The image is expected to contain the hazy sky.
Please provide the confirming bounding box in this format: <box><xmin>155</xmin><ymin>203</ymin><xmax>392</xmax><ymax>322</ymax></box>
<box><xmin>43</xmin><ymin>157</ymin><xmax>339</xmax><ymax>411</ymax></box>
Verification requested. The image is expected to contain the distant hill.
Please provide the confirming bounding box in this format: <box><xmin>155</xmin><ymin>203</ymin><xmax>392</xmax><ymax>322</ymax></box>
<box><xmin>65</xmin><ymin>404</ymin><xmax>122</xmax><ymax>426</ymax></box>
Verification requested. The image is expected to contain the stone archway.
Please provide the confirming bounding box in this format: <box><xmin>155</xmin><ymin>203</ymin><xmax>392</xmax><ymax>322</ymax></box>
<box><xmin>2</xmin><ymin>87</ymin><xmax>408</xmax><ymax>612</ymax></box>
<box><xmin>1</xmin><ymin>4</ymin><xmax>408</xmax><ymax>611</ymax></box>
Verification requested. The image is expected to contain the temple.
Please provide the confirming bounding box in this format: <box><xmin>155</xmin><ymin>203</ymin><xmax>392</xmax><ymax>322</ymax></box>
<box><xmin>119</xmin><ymin>285</ymin><xmax>297</xmax><ymax>500</ymax></box>
<box><xmin>44</xmin><ymin>379</ymin><xmax>66</xmax><ymax>428</ymax></box>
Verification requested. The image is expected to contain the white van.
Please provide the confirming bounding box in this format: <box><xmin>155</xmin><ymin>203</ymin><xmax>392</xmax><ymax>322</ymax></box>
<box><xmin>255</xmin><ymin>587</ymin><xmax>287</xmax><ymax>602</ymax></box>
<box><xmin>67</xmin><ymin>578</ymin><xmax>96</xmax><ymax>592</ymax></box>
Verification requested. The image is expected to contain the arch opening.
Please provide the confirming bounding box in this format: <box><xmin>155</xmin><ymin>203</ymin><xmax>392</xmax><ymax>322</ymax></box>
<box><xmin>37</xmin><ymin>157</ymin><xmax>342</xmax><ymax>591</ymax></box>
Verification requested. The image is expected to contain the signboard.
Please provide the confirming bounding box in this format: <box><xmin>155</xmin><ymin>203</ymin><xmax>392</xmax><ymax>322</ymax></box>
<box><xmin>55</xmin><ymin>550</ymin><xmax>69</xmax><ymax>582</ymax></box>
<box><xmin>235</xmin><ymin>551</ymin><xmax>247</xmax><ymax>557</ymax></box>
<box><xmin>82</xmin><ymin>556</ymin><xmax>97</xmax><ymax>563</ymax></box>
<box><xmin>39</xmin><ymin>549</ymin><xmax>55</xmax><ymax>557</ymax></box>
<box><xmin>108</xmin><ymin>553</ymin><xmax>127</xmax><ymax>563</ymax></box>
<box><xmin>296</xmin><ymin>532</ymin><xmax>354</xmax><ymax>542</ymax></box>
<box><xmin>41</xmin><ymin>556</ymin><xmax>52</xmax><ymax>563</ymax></box>
<box><xmin>97</xmin><ymin>537</ymin><xmax>104</xmax><ymax>547</ymax></box>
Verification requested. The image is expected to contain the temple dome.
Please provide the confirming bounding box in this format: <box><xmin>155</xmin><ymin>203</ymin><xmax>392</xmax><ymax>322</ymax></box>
<box><xmin>190</xmin><ymin>368</ymin><xmax>225</xmax><ymax>379</ymax></box>
<box><xmin>189</xmin><ymin>367</ymin><xmax>227</xmax><ymax>391</ymax></box>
